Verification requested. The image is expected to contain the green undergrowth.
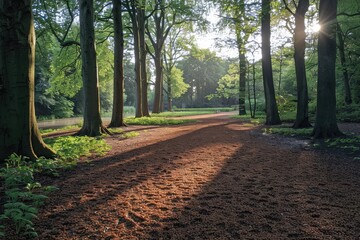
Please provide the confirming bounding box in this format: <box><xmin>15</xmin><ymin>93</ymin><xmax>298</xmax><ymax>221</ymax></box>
<box><xmin>173</xmin><ymin>107</ymin><xmax>234</xmax><ymax>112</ymax></box>
<box><xmin>110</xmin><ymin>128</ymin><xmax>139</xmax><ymax>139</ymax></box>
<box><xmin>44</xmin><ymin>136</ymin><xmax>111</xmax><ymax>162</ymax></box>
<box><xmin>125</xmin><ymin>116</ymin><xmax>195</xmax><ymax>125</ymax></box>
<box><xmin>264</xmin><ymin>126</ymin><xmax>313</xmax><ymax>137</ymax></box>
<box><xmin>0</xmin><ymin>136</ymin><xmax>111</xmax><ymax>237</ymax></box>
<box><xmin>152</xmin><ymin>111</ymin><xmax>216</xmax><ymax>117</ymax></box>
<box><xmin>121</xmin><ymin>131</ymin><xmax>140</xmax><ymax>138</ymax></box>
<box><xmin>232</xmin><ymin>113</ymin><xmax>266</xmax><ymax>125</ymax></box>
<box><xmin>314</xmin><ymin>137</ymin><xmax>360</xmax><ymax>159</ymax></box>
<box><xmin>0</xmin><ymin>154</ymin><xmax>59</xmax><ymax>238</ymax></box>
<box><xmin>40</xmin><ymin>124</ymin><xmax>81</xmax><ymax>135</ymax></box>
<box><xmin>264</xmin><ymin>126</ymin><xmax>360</xmax><ymax>159</ymax></box>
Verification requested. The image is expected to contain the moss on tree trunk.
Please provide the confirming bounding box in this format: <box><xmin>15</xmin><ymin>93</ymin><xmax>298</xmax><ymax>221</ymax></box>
<box><xmin>0</xmin><ymin>1</ymin><xmax>55</xmax><ymax>160</ymax></box>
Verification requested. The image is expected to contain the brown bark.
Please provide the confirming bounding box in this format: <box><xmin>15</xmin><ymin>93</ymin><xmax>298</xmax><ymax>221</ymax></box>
<box><xmin>138</xmin><ymin>2</ymin><xmax>150</xmax><ymax>117</ymax></box>
<box><xmin>78</xmin><ymin>0</ymin><xmax>109</xmax><ymax>136</ymax></box>
<box><xmin>312</xmin><ymin>0</ymin><xmax>342</xmax><ymax>138</ymax></box>
<box><xmin>261</xmin><ymin>0</ymin><xmax>281</xmax><ymax>125</ymax></box>
<box><xmin>0</xmin><ymin>0</ymin><xmax>55</xmax><ymax>160</ymax></box>
<box><xmin>293</xmin><ymin>0</ymin><xmax>311</xmax><ymax>128</ymax></box>
<box><xmin>109</xmin><ymin>0</ymin><xmax>126</xmax><ymax>128</ymax></box>
<box><xmin>337</xmin><ymin>23</ymin><xmax>352</xmax><ymax>105</ymax></box>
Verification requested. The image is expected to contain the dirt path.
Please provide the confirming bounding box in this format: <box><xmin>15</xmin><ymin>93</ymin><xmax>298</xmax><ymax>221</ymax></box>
<box><xmin>8</xmin><ymin>113</ymin><xmax>360</xmax><ymax>239</ymax></box>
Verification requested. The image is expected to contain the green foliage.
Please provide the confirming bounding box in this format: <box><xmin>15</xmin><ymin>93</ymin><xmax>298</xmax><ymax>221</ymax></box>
<box><xmin>2</xmin><ymin>202</ymin><xmax>39</xmax><ymax>238</ymax></box>
<box><xmin>0</xmin><ymin>135</ymin><xmax>111</xmax><ymax>237</ymax></box>
<box><xmin>264</xmin><ymin>127</ymin><xmax>312</xmax><ymax>137</ymax></box>
<box><xmin>40</xmin><ymin>124</ymin><xmax>82</xmax><ymax>135</ymax></box>
<box><xmin>276</xmin><ymin>95</ymin><xmax>297</xmax><ymax>113</ymax></box>
<box><xmin>0</xmin><ymin>154</ymin><xmax>55</xmax><ymax>238</ymax></box>
<box><xmin>208</xmin><ymin>63</ymin><xmax>239</xmax><ymax>101</ymax></box>
<box><xmin>324</xmin><ymin>137</ymin><xmax>360</xmax><ymax>153</ymax></box>
<box><xmin>121</xmin><ymin>131</ymin><xmax>140</xmax><ymax>138</ymax></box>
<box><xmin>153</xmin><ymin>111</ymin><xmax>215</xmax><ymax>117</ymax></box>
<box><xmin>279</xmin><ymin>111</ymin><xmax>296</xmax><ymax>123</ymax></box>
<box><xmin>336</xmin><ymin>104</ymin><xmax>360</xmax><ymax>123</ymax></box>
<box><xmin>110</xmin><ymin>128</ymin><xmax>124</xmax><ymax>134</ymax></box>
<box><xmin>52</xmin><ymin>96</ymin><xmax>74</xmax><ymax>118</ymax></box>
<box><xmin>125</xmin><ymin>117</ymin><xmax>195</xmax><ymax>125</ymax></box>
<box><xmin>44</xmin><ymin>136</ymin><xmax>111</xmax><ymax>161</ymax></box>
<box><xmin>168</xmin><ymin>66</ymin><xmax>190</xmax><ymax>98</ymax></box>
<box><xmin>232</xmin><ymin>113</ymin><xmax>266</xmax><ymax>125</ymax></box>
<box><xmin>174</xmin><ymin>107</ymin><xmax>234</xmax><ymax>112</ymax></box>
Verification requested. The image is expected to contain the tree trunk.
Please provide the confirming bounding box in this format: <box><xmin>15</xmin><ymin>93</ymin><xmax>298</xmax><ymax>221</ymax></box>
<box><xmin>312</xmin><ymin>0</ymin><xmax>342</xmax><ymax>138</ymax></box>
<box><xmin>261</xmin><ymin>0</ymin><xmax>281</xmax><ymax>125</ymax></box>
<box><xmin>126</xmin><ymin>0</ymin><xmax>143</xmax><ymax>118</ymax></box>
<box><xmin>152</xmin><ymin>51</ymin><xmax>163</xmax><ymax>113</ymax></box>
<box><xmin>236</xmin><ymin>0</ymin><xmax>247</xmax><ymax>115</ymax></box>
<box><xmin>109</xmin><ymin>0</ymin><xmax>126</xmax><ymax>127</ymax></box>
<box><xmin>138</xmin><ymin>4</ymin><xmax>150</xmax><ymax>117</ymax></box>
<box><xmin>78</xmin><ymin>0</ymin><xmax>108</xmax><ymax>136</ymax></box>
<box><xmin>337</xmin><ymin>23</ymin><xmax>352</xmax><ymax>105</ymax></box>
<box><xmin>239</xmin><ymin>52</ymin><xmax>247</xmax><ymax>115</ymax></box>
<box><xmin>0</xmin><ymin>1</ymin><xmax>55</xmax><ymax>160</ymax></box>
<box><xmin>293</xmin><ymin>0</ymin><xmax>311</xmax><ymax>128</ymax></box>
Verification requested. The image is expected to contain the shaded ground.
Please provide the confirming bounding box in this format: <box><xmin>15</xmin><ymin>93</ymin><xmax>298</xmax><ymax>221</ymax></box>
<box><xmin>6</xmin><ymin>112</ymin><xmax>360</xmax><ymax>239</ymax></box>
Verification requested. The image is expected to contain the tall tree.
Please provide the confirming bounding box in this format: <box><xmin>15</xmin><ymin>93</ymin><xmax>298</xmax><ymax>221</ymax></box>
<box><xmin>0</xmin><ymin>0</ymin><xmax>55</xmax><ymax>160</ymax></box>
<box><xmin>147</xmin><ymin>0</ymin><xmax>206</xmax><ymax>113</ymax></box>
<box><xmin>261</xmin><ymin>0</ymin><xmax>281</xmax><ymax>125</ymax></box>
<box><xmin>137</xmin><ymin>0</ymin><xmax>150</xmax><ymax>116</ymax></box>
<box><xmin>146</xmin><ymin>0</ymin><xmax>169</xmax><ymax>114</ymax></box>
<box><xmin>215</xmin><ymin>0</ymin><xmax>259</xmax><ymax>115</ymax></box>
<box><xmin>78</xmin><ymin>0</ymin><xmax>108</xmax><ymax>136</ymax></box>
<box><xmin>283</xmin><ymin>0</ymin><xmax>311</xmax><ymax>128</ymax></box>
<box><xmin>109</xmin><ymin>0</ymin><xmax>126</xmax><ymax>127</ymax></box>
<box><xmin>163</xmin><ymin>28</ymin><xmax>190</xmax><ymax>111</ymax></box>
<box><xmin>312</xmin><ymin>0</ymin><xmax>342</xmax><ymax>138</ymax></box>
<box><xmin>124</xmin><ymin>0</ymin><xmax>150</xmax><ymax>117</ymax></box>
<box><xmin>336</xmin><ymin>23</ymin><xmax>352</xmax><ymax>105</ymax></box>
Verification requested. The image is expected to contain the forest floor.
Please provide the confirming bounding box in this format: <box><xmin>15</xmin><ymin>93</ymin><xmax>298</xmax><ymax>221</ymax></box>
<box><xmin>7</xmin><ymin>112</ymin><xmax>360</xmax><ymax>239</ymax></box>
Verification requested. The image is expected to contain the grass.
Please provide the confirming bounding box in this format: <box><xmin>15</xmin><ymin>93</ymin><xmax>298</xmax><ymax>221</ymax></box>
<box><xmin>125</xmin><ymin>117</ymin><xmax>195</xmax><ymax>125</ymax></box>
<box><xmin>152</xmin><ymin>111</ymin><xmax>216</xmax><ymax>117</ymax></box>
<box><xmin>231</xmin><ymin>113</ymin><xmax>266</xmax><ymax>125</ymax></box>
<box><xmin>263</xmin><ymin>126</ymin><xmax>313</xmax><ymax>137</ymax></box>
<box><xmin>0</xmin><ymin>135</ymin><xmax>112</xmax><ymax>237</ymax></box>
<box><xmin>40</xmin><ymin>124</ymin><xmax>81</xmax><ymax>135</ymax></box>
<box><xmin>122</xmin><ymin>131</ymin><xmax>140</xmax><ymax>138</ymax></box>
<box><xmin>44</xmin><ymin>136</ymin><xmax>111</xmax><ymax>162</ymax></box>
<box><xmin>173</xmin><ymin>107</ymin><xmax>234</xmax><ymax>112</ymax></box>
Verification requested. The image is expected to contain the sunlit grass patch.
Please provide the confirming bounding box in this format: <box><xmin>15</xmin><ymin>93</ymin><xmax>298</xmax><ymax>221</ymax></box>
<box><xmin>121</xmin><ymin>131</ymin><xmax>140</xmax><ymax>138</ymax></box>
<box><xmin>109</xmin><ymin>128</ymin><xmax>124</xmax><ymax>134</ymax></box>
<box><xmin>125</xmin><ymin>117</ymin><xmax>195</xmax><ymax>125</ymax></box>
<box><xmin>264</xmin><ymin>126</ymin><xmax>313</xmax><ymax>137</ymax></box>
<box><xmin>152</xmin><ymin>111</ymin><xmax>214</xmax><ymax>117</ymax></box>
<box><xmin>44</xmin><ymin>136</ymin><xmax>111</xmax><ymax>161</ymax></box>
<box><xmin>173</xmin><ymin>107</ymin><xmax>233</xmax><ymax>112</ymax></box>
<box><xmin>40</xmin><ymin>124</ymin><xmax>81</xmax><ymax>135</ymax></box>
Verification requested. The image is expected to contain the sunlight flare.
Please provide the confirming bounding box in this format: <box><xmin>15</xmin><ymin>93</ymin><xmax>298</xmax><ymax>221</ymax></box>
<box><xmin>311</xmin><ymin>23</ymin><xmax>321</xmax><ymax>33</ymax></box>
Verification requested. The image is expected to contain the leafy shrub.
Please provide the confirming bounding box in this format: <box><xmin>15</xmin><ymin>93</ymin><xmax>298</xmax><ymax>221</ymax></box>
<box><xmin>0</xmin><ymin>135</ymin><xmax>111</xmax><ymax>237</ymax></box>
<box><xmin>0</xmin><ymin>154</ymin><xmax>57</xmax><ymax>238</ymax></box>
